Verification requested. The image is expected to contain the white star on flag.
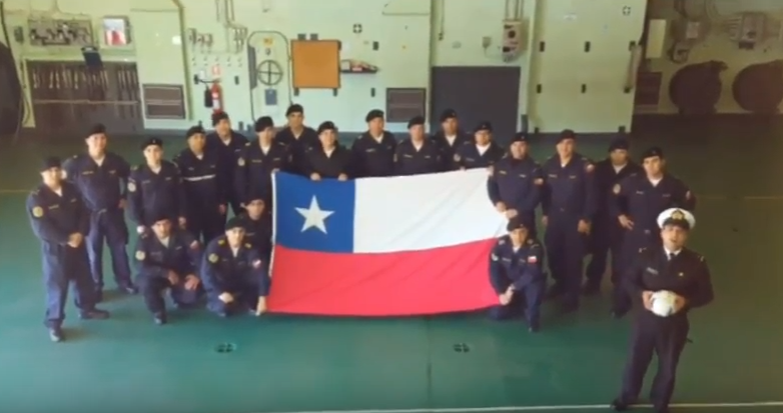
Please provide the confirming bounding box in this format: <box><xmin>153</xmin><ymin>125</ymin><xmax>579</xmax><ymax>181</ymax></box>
<box><xmin>295</xmin><ymin>196</ymin><xmax>335</xmax><ymax>233</ymax></box>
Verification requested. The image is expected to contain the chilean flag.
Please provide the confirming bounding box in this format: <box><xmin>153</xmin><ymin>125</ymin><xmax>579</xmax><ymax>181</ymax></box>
<box><xmin>267</xmin><ymin>169</ymin><xmax>506</xmax><ymax>316</ymax></box>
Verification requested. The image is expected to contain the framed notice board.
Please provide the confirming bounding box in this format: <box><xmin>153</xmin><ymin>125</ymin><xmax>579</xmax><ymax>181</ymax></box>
<box><xmin>291</xmin><ymin>40</ymin><xmax>340</xmax><ymax>89</ymax></box>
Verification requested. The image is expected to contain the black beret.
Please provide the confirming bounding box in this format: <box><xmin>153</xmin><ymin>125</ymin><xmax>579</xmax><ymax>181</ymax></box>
<box><xmin>225</xmin><ymin>216</ymin><xmax>245</xmax><ymax>231</ymax></box>
<box><xmin>211</xmin><ymin>111</ymin><xmax>229</xmax><ymax>126</ymax></box>
<box><xmin>510</xmin><ymin>132</ymin><xmax>528</xmax><ymax>143</ymax></box>
<box><xmin>407</xmin><ymin>116</ymin><xmax>425</xmax><ymax>129</ymax></box>
<box><xmin>254</xmin><ymin>116</ymin><xmax>274</xmax><ymax>132</ymax></box>
<box><xmin>245</xmin><ymin>189</ymin><xmax>268</xmax><ymax>204</ymax></box>
<box><xmin>506</xmin><ymin>216</ymin><xmax>531</xmax><ymax>232</ymax></box>
<box><xmin>317</xmin><ymin>121</ymin><xmax>337</xmax><ymax>134</ymax></box>
<box><xmin>186</xmin><ymin>125</ymin><xmax>205</xmax><ymax>138</ymax></box>
<box><xmin>474</xmin><ymin>121</ymin><xmax>492</xmax><ymax>133</ymax></box>
<box><xmin>439</xmin><ymin>109</ymin><xmax>457</xmax><ymax>122</ymax></box>
<box><xmin>557</xmin><ymin>129</ymin><xmax>576</xmax><ymax>143</ymax></box>
<box><xmin>140</xmin><ymin>137</ymin><xmax>163</xmax><ymax>150</ymax></box>
<box><xmin>608</xmin><ymin>137</ymin><xmax>629</xmax><ymax>152</ymax></box>
<box><xmin>641</xmin><ymin>146</ymin><xmax>664</xmax><ymax>160</ymax></box>
<box><xmin>39</xmin><ymin>156</ymin><xmax>61</xmax><ymax>172</ymax></box>
<box><xmin>87</xmin><ymin>123</ymin><xmax>106</xmax><ymax>136</ymax></box>
<box><xmin>147</xmin><ymin>214</ymin><xmax>171</xmax><ymax>226</ymax></box>
<box><xmin>286</xmin><ymin>104</ymin><xmax>304</xmax><ymax>116</ymax></box>
<box><xmin>365</xmin><ymin>109</ymin><xmax>384</xmax><ymax>123</ymax></box>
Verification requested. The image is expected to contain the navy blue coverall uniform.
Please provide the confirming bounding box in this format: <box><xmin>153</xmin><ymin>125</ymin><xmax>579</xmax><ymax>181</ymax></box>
<box><xmin>614</xmin><ymin>247</ymin><xmax>713</xmax><ymax>412</ymax></box>
<box><xmin>541</xmin><ymin>154</ymin><xmax>597</xmax><ymax>309</ymax></box>
<box><xmin>206</xmin><ymin>130</ymin><xmax>247</xmax><ymax>215</ymax></box>
<box><xmin>27</xmin><ymin>181</ymin><xmax>104</xmax><ymax>329</ymax></box>
<box><xmin>133</xmin><ymin>229</ymin><xmax>202</xmax><ymax>317</ymax></box>
<box><xmin>201</xmin><ymin>236</ymin><xmax>270</xmax><ymax>316</ymax></box>
<box><xmin>174</xmin><ymin>148</ymin><xmax>228</xmax><ymax>243</ymax></box>
<box><xmin>234</xmin><ymin>141</ymin><xmax>290</xmax><ymax>205</ymax></box>
<box><xmin>610</xmin><ymin>174</ymin><xmax>694</xmax><ymax>315</ymax></box>
<box><xmin>431</xmin><ymin>131</ymin><xmax>470</xmax><ymax>171</ymax></box>
<box><xmin>394</xmin><ymin>138</ymin><xmax>442</xmax><ymax>176</ymax></box>
<box><xmin>304</xmin><ymin>145</ymin><xmax>352</xmax><ymax>179</ymax></box>
<box><xmin>238</xmin><ymin>213</ymin><xmax>273</xmax><ymax>263</ymax></box>
<box><xmin>489</xmin><ymin>236</ymin><xmax>546</xmax><ymax>330</ymax></box>
<box><xmin>454</xmin><ymin>142</ymin><xmax>505</xmax><ymax>170</ymax></box>
<box><xmin>350</xmin><ymin>131</ymin><xmax>397</xmax><ymax>177</ymax></box>
<box><xmin>127</xmin><ymin>161</ymin><xmax>188</xmax><ymax>228</ymax></box>
<box><xmin>62</xmin><ymin>153</ymin><xmax>135</xmax><ymax>294</ymax></box>
<box><xmin>584</xmin><ymin>158</ymin><xmax>642</xmax><ymax>291</ymax></box>
<box><xmin>276</xmin><ymin>126</ymin><xmax>320</xmax><ymax>176</ymax></box>
<box><xmin>487</xmin><ymin>156</ymin><xmax>543</xmax><ymax>237</ymax></box>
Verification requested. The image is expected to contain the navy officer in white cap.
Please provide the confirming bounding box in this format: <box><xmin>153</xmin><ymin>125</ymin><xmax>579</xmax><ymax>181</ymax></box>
<box><xmin>610</xmin><ymin>208</ymin><xmax>714</xmax><ymax>413</ymax></box>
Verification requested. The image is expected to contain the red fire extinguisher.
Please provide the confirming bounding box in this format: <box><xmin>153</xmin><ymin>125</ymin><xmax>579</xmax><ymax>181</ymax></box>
<box><xmin>210</xmin><ymin>82</ymin><xmax>223</xmax><ymax>114</ymax></box>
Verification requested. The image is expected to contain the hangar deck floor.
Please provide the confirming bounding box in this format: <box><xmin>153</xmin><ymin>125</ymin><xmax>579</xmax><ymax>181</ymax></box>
<box><xmin>0</xmin><ymin>118</ymin><xmax>780</xmax><ymax>412</ymax></box>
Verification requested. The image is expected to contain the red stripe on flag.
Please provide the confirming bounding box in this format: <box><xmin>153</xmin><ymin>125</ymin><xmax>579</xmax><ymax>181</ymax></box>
<box><xmin>268</xmin><ymin>239</ymin><xmax>499</xmax><ymax>316</ymax></box>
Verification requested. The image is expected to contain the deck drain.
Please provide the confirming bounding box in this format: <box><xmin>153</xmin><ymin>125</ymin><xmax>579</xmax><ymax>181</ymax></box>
<box><xmin>215</xmin><ymin>342</ymin><xmax>237</xmax><ymax>353</ymax></box>
<box><xmin>453</xmin><ymin>343</ymin><xmax>470</xmax><ymax>353</ymax></box>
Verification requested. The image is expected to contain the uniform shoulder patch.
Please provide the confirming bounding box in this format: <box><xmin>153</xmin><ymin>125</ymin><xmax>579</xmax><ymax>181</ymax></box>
<box><xmin>498</xmin><ymin>238</ymin><xmax>506</xmax><ymax>245</ymax></box>
<box><xmin>245</xmin><ymin>243</ymin><xmax>252</xmax><ymax>249</ymax></box>
<box><xmin>208</xmin><ymin>253</ymin><xmax>219</xmax><ymax>263</ymax></box>
<box><xmin>453</xmin><ymin>154</ymin><xmax>461</xmax><ymax>162</ymax></box>
<box><xmin>237</xmin><ymin>157</ymin><xmax>245</xmax><ymax>166</ymax></box>
<box><xmin>218</xmin><ymin>239</ymin><xmax>226</xmax><ymax>245</ymax></box>
<box><xmin>491</xmin><ymin>253</ymin><xmax>499</xmax><ymax>261</ymax></box>
<box><xmin>190</xmin><ymin>241</ymin><xmax>200</xmax><ymax>249</ymax></box>
<box><xmin>127</xmin><ymin>181</ymin><xmax>136</xmax><ymax>192</ymax></box>
<box><xmin>31</xmin><ymin>206</ymin><xmax>44</xmax><ymax>217</ymax></box>
<box><xmin>612</xmin><ymin>183</ymin><xmax>621</xmax><ymax>194</ymax></box>
<box><xmin>135</xmin><ymin>251</ymin><xmax>145</xmax><ymax>260</ymax></box>
<box><xmin>585</xmin><ymin>162</ymin><xmax>594</xmax><ymax>172</ymax></box>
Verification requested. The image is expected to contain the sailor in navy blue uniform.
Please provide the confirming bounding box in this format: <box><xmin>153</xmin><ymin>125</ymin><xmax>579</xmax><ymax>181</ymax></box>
<box><xmin>583</xmin><ymin>137</ymin><xmax>642</xmax><ymax>296</ymax></box>
<box><xmin>237</xmin><ymin>190</ymin><xmax>273</xmax><ymax>262</ymax></box>
<box><xmin>349</xmin><ymin>109</ymin><xmax>397</xmax><ymax>177</ymax></box>
<box><xmin>174</xmin><ymin>125</ymin><xmax>227</xmax><ymax>243</ymax></box>
<box><xmin>127</xmin><ymin>138</ymin><xmax>188</xmax><ymax>234</ymax></box>
<box><xmin>430</xmin><ymin>109</ymin><xmax>470</xmax><ymax>171</ymax></box>
<box><xmin>205</xmin><ymin>111</ymin><xmax>248</xmax><ymax>215</ymax></box>
<box><xmin>487</xmin><ymin>132</ymin><xmax>543</xmax><ymax>237</ymax></box>
<box><xmin>133</xmin><ymin>216</ymin><xmax>202</xmax><ymax>325</ymax></box>
<box><xmin>394</xmin><ymin>116</ymin><xmax>442</xmax><ymax>175</ymax></box>
<box><xmin>453</xmin><ymin>121</ymin><xmax>505</xmax><ymax>170</ymax></box>
<box><xmin>611</xmin><ymin>208</ymin><xmax>713</xmax><ymax>413</ymax></box>
<box><xmin>201</xmin><ymin>217</ymin><xmax>271</xmax><ymax>317</ymax></box>
<box><xmin>275</xmin><ymin>104</ymin><xmax>320</xmax><ymax>176</ymax></box>
<box><xmin>27</xmin><ymin>157</ymin><xmax>110</xmax><ymax>342</ymax></box>
<box><xmin>540</xmin><ymin>129</ymin><xmax>597</xmax><ymax>312</ymax></box>
<box><xmin>305</xmin><ymin>121</ymin><xmax>352</xmax><ymax>180</ymax></box>
<box><xmin>234</xmin><ymin>116</ymin><xmax>290</xmax><ymax>207</ymax></box>
<box><xmin>489</xmin><ymin>217</ymin><xmax>546</xmax><ymax>332</ymax></box>
<box><xmin>62</xmin><ymin>123</ymin><xmax>137</xmax><ymax>300</ymax></box>
<box><xmin>609</xmin><ymin>147</ymin><xmax>695</xmax><ymax>317</ymax></box>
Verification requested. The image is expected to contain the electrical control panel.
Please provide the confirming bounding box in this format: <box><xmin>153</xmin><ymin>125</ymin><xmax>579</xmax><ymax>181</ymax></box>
<box><xmin>27</xmin><ymin>18</ymin><xmax>94</xmax><ymax>47</ymax></box>
<box><xmin>501</xmin><ymin>19</ymin><xmax>524</xmax><ymax>61</ymax></box>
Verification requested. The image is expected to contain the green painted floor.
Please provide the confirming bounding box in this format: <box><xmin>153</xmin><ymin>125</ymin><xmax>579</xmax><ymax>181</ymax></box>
<box><xmin>0</xmin><ymin>118</ymin><xmax>781</xmax><ymax>412</ymax></box>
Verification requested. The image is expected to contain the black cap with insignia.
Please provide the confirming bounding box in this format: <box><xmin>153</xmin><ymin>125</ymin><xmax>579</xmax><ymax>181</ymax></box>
<box><xmin>439</xmin><ymin>109</ymin><xmax>457</xmax><ymax>122</ymax></box>
<box><xmin>186</xmin><ymin>125</ymin><xmax>205</xmax><ymax>138</ymax></box>
<box><xmin>286</xmin><ymin>104</ymin><xmax>304</xmax><ymax>116</ymax></box>
<box><xmin>506</xmin><ymin>216</ymin><xmax>531</xmax><ymax>232</ymax></box>
<box><xmin>225</xmin><ymin>216</ymin><xmax>245</xmax><ymax>231</ymax></box>
<box><xmin>39</xmin><ymin>156</ymin><xmax>61</xmax><ymax>172</ymax></box>
<box><xmin>510</xmin><ymin>132</ymin><xmax>528</xmax><ymax>144</ymax></box>
<box><xmin>140</xmin><ymin>137</ymin><xmax>163</xmax><ymax>150</ymax></box>
<box><xmin>87</xmin><ymin>123</ymin><xmax>106</xmax><ymax>136</ymax></box>
<box><xmin>254</xmin><ymin>116</ymin><xmax>274</xmax><ymax>132</ymax></box>
<box><xmin>407</xmin><ymin>116</ymin><xmax>425</xmax><ymax>129</ymax></box>
<box><xmin>211</xmin><ymin>111</ymin><xmax>229</xmax><ymax>126</ymax></box>
<box><xmin>317</xmin><ymin>121</ymin><xmax>337</xmax><ymax>134</ymax></box>
<box><xmin>474</xmin><ymin>121</ymin><xmax>492</xmax><ymax>133</ymax></box>
<box><xmin>608</xmin><ymin>137</ymin><xmax>629</xmax><ymax>152</ymax></box>
<box><xmin>641</xmin><ymin>146</ymin><xmax>664</xmax><ymax>160</ymax></box>
<box><xmin>557</xmin><ymin>129</ymin><xmax>576</xmax><ymax>143</ymax></box>
<box><xmin>365</xmin><ymin>109</ymin><xmax>384</xmax><ymax>123</ymax></box>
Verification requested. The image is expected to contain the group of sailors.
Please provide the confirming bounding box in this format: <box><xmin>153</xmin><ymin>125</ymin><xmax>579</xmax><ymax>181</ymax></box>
<box><xmin>25</xmin><ymin>104</ymin><xmax>714</xmax><ymax>413</ymax></box>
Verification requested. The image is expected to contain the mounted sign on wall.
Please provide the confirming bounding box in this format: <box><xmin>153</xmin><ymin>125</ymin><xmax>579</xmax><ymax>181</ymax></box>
<box><xmin>622</xmin><ymin>6</ymin><xmax>631</xmax><ymax>16</ymax></box>
<box><xmin>102</xmin><ymin>17</ymin><xmax>130</xmax><ymax>46</ymax></box>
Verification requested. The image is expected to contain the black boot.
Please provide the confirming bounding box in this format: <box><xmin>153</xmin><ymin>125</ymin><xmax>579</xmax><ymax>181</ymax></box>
<box><xmin>48</xmin><ymin>326</ymin><xmax>64</xmax><ymax>342</ymax></box>
<box><xmin>118</xmin><ymin>283</ymin><xmax>139</xmax><ymax>295</ymax></box>
<box><xmin>153</xmin><ymin>312</ymin><xmax>167</xmax><ymax>325</ymax></box>
<box><xmin>79</xmin><ymin>308</ymin><xmax>110</xmax><ymax>320</ymax></box>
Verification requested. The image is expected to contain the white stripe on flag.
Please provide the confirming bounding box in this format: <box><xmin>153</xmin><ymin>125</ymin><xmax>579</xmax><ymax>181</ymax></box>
<box><xmin>353</xmin><ymin>169</ymin><xmax>507</xmax><ymax>253</ymax></box>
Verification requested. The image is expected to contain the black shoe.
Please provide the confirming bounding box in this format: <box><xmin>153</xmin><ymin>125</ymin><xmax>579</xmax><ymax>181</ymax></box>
<box><xmin>48</xmin><ymin>327</ymin><xmax>64</xmax><ymax>342</ymax></box>
<box><xmin>582</xmin><ymin>282</ymin><xmax>600</xmax><ymax>296</ymax></box>
<box><xmin>610</xmin><ymin>398</ymin><xmax>629</xmax><ymax>411</ymax></box>
<box><xmin>79</xmin><ymin>308</ymin><xmax>110</xmax><ymax>320</ymax></box>
<box><xmin>153</xmin><ymin>312</ymin><xmax>167</xmax><ymax>325</ymax></box>
<box><xmin>118</xmin><ymin>283</ymin><xmax>138</xmax><ymax>295</ymax></box>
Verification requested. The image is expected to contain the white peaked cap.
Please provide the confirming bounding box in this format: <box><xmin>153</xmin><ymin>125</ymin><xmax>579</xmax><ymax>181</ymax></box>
<box><xmin>657</xmin><ymin>208</ymin><xmax>695</xmax><ymax>230</ymax></box>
